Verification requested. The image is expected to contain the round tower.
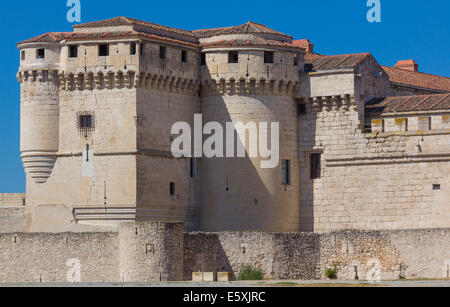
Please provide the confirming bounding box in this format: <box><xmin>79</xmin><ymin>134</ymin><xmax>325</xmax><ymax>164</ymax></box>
<box><xmin>197</xmin><ymin>22</ymin><xmax>304</xmax><ymax>232</ymax></box>
<box><xmin>17</xmin><ymin>42</ymin><xmax>61</xmax><ymax>184</ymax></box>
<box><xmin>119</xmin><ymin>222</ymin><xmax>184</xmax><ymax>282</ymax></box>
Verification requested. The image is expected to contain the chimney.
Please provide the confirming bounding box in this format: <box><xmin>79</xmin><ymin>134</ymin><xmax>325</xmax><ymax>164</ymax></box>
<box><xmin>394</xmin><ymin>60</ymin><xmax>419</xmax><ymax>72</ymax></box>
<box><xmin>293</xmin><ymin>39</ymin><xmax>314</xmax><ymax>53</ymax></box>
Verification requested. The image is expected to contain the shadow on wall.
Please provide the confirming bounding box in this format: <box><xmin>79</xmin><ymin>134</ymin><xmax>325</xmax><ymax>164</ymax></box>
<box><xmin>198</xmin><ymin>77</ymin><xmax>300</xmax><ymax>232</ymax></box>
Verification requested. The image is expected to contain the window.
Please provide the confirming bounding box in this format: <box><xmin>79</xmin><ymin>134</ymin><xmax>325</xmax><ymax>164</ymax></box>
<box><xmin>304</xmin><ymin>63</ymin><xmax>314</xmax><ymax>72</ymax></box>
<box><xmin>170</xmin><ymin>182</ymin><xmax>176</xmax><ymax>196</ymax></box>
<box><xmin>130</xmin><ymin>43</ymin><xmax>136</xmax><ymax>55</ymax></box>
<box><xmin>294</xmin><ymin>55</ymin><xmax>299</xmax><ymax>66</ymax></box>
<box><xmin>228</xmin><ymin>51</ymin><xmax>238</xmax><ymax>63</ymax></box>
<box><xmin>98</xmin><ymin>44</ymin><xmax>109</xmax><ymax>57</ymax></box>
<box><xmin>418</xmin><ymin>116</ymin><xmax>431</xmax><ymax>131</ymax></box>
<box><xmin>79</xmin><ymin>115</ymin><xmax>93</xmax><ymax>129</ymax></box>
<box><xmin>36</xmin><ymin>49</ymin><xmax>45</xmax><ymax>59</ymax></box>
<box><xmin>77</xmin><ymin>112</ymin><xmax>95</xmax><ymax>135</ymax></box>
<box><xmin>201</xmin><ymin>53</ymin><xmax>206</xmax><ymax>65</ymax></box>
<box><xmin>160</xmin><ymin>46</ymin><xmax>166</xmax><ymax>59</ymax></box>
<box><xmin>311</xmin><ymin>154</ymin><xmax>321</xmax><ymax>180</ymax></box>
<box><xmin>190</xmin><ymin>158</ymin><xmax>196</xmax><ymax>178</ymax></box>
<box><xmin>433</xmin><ymin>184</ymin><xmax>441</xmax><ymax>190</ymax></box>
<box><xmin>181</xmin><ymin>50</ymin><xmax>187</xmax><ymax>63</ymax></box>
<box><xmin>140</xmin><ymin>43</ymin><xmax>145</xmax><ymax>55</ymax></box>
<box><xmin>69</xmin><ymin>45</ymin><xmax>78</xmax><ymax>58</ymax></box>
<box><xmin>282</xmin><ymin>160</ymin><xmax>291</xmax><ymax>185</ymax></box>
<box><xmin>264</xmin><ymin>51</ymin><xmax>274</xmax><ymax>64</ymax></box>
<box><xmin>21</xmin><ymin>51</ymin><xmax>25</xmax><ymax>61</ymax></box>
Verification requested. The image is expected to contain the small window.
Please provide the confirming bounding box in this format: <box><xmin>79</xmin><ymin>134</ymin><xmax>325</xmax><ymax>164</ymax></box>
<box><xmin>304</xmin><ymin>63</ymin><xmax>314</xmax><ymax>72</ymax></box>
<box><xmin>130</xmin><ymin>43</ymin><xmax>136</xmax><ymax>55</ymax></box>
<box><xmin>21</xmin><ymin>51</ymin><xmax>25</xmax><ymax>61</ymax></box>
<box><xmin>190</xmin><ymin>158</ymin><xmax>196</xmax><ymax>178</ymax></box>
<box><xmin>433</xmin><ymin>184</ymin><xmax>441</xmax><ymax>190</ymax></box>
<box><xmin>294</xmin><ymin>55</ymin><xmax>299</xmax><ymax>66</ymax></box>
<box><xmin>181</xmin><ymin>50</ymin><xmax>187</xmax><ymax>63</ymax></box>
<box><xmin>36</xmin><ymin>49</ymin><xmax>45</xmax><ymax>59</ymax></box>
<box><xmin>264</xmin><ymin>51</ymin><xmax>274</xmax><ymax>64</ymax></box>
<box><xmin>170</xmin><ymin>182</ymin><xmax>176</xmax><ymax>196</ymax></box>
<box><xmin>282</xmin><ymin>160</ymin><xmax>291</xmax><ymax>185</ymax></box>
<box><xmin>69</xmin><ymin>45</ymin><xmax>78</xmax><ymax>58</ymax></box>
<box><xmin>311</xmin><ymin>154</ymin><xmax>321</xmax><ymax>180</ymax></box>
<box><xmin>140</xmin><ymin>43</ymin><xmax>145</xmax><ymax>55</ymax></box>
<box><xmin>160</xmin><ymin>46</ymin><xmax>166</xmax><ymax>59</ymax></box>
<box><xmin>228</xmin><ymin>51</ymin><xmax>239</xmax><ymax>63</ymax></box>
<box><xmin>201</xmin><ymin>53</ymin><xmax>206</xmax><ymax>65</ymax></box>
<box><xmin>374</xmin><ymin>71</ymin><xmax>382</xmax><ymax>78</ymax></box>
<box><xmin>418</xmin><ymin>116</ymin><xmax>431</xmax><ymax>131</ymax></box>
<box><xmin>99</xmin><ymin>44</ymin><xmax>109</xmax><ymax>57</ymax></box>
<box><xmin>79</xmin><ymin>115</ymin><xmax>93</xmax><ymax>129</ymax></box>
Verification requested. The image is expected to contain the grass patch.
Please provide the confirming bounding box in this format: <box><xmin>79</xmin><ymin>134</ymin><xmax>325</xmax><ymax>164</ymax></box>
<box><xmin>237</xmin><ymin>265</ymin><xmax>264</xmax><ymax>281</ymax></box>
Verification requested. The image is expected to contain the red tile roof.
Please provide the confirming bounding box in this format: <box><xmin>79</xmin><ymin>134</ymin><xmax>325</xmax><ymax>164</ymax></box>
<box><xmin>304</xmin><ymin>52</ymin><xmax>371</xmax><ymax>70</ymax></box>
<box><xmin>73</xmin><ymin>16</ymin><xmax>195</xmax><ymax>37</ymax></box>
<box><xmin>18</xmin><ymin>31</ymin><xmax>198</xmax><ymax>48</ymax></box>
<box><xmin>200</xmin><ymin>37</ymin><xmax>304</xmax><ymax>50</ymax></box>
<box><xmin>193</xmin><ymin>21</ymin><xmax>291</xmax><ymax>39</ymax></box>
<box><xmin>366</xmin><ymin>94</ymin><xmax>450</xmax><ymax>113</ymax></box>
<box><xmin>382</xmin><ymin>65</ymin><xmax>450</xmax><ymax>92</ymax></box>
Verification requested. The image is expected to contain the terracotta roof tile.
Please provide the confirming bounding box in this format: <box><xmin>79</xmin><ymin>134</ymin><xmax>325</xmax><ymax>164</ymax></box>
<box><xmin>18</xmin><ymin>30</ymin><xmax>198</xmax><ymax>48</ymax></box>
<box><xmin>366</xmin><ymin>94</ymin><xmax>450</xmax><ymax>113</ymax></box>
<box><xmin>382</xmin><ymin>65</ymin><xmax>450</xmax><ymax>92</ymax></box>
<box><xmin>304</xmin><ymin>52</ymin><xmax>371</xmax><ymax>70</ymax></box>
<box><xmin>200</xmin><ymin>37</ymin><xmax>303</xmax><ymax>50</ymax></box>
<box><xmin>73</xmin><ymin>16</ymin><xmax>195</xmax><ymax>37</ymax></box>
<box><xmin>193</xmin><ymin>21</ymin><xmax>291</xmax><ymax>39</ymax></box>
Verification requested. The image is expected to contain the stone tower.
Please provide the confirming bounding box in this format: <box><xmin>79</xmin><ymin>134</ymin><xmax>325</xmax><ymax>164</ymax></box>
<box><xmin>196</xmin><ymin>23</ymin><xmax>303</xmax><ymax>231</ymax></box>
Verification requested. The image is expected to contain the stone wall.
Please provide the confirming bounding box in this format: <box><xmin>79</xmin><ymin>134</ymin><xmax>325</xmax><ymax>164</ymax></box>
<box><xmin>0</xmin><ymin>223</ymin><xmax>449</xmax><ymax>282</ymax></box>
<box><xmin>184</xmin><ymin>228</ymin><xmax>450</xmax><ymax>281</ymax></box>
<box><xmin>0</xmin><ymin>232</ymin><xmax>119</xmax><ymax>283</ymax></box>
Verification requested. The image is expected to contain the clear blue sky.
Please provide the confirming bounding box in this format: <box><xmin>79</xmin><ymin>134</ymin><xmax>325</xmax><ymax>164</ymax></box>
<box><xmin>0</xmin><ymin>0</ymin><xmax>448</xmax><ymax>192</ymax></box>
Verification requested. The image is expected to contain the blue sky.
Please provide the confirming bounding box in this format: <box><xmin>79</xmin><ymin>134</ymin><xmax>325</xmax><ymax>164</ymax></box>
<box><xmin>0</xmin><ymin>0</ymin><xmax>448</xmax><ymax>192</ymax></box>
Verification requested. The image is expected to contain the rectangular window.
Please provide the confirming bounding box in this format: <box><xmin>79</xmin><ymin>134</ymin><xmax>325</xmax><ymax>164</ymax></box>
<box><xmin>190</xmin><ymin>158</ymin><xmax>196</xmax><ymax>178</ymax></box>
<box><xmin>311</xmin><ymin>154</ymin><xmax>321</xmax><ymax>180</ymax></box>
<box><xmin>79</xmin><ymin>115</ymin><xmax>93</xmax><ymax>128</ymax></box>
<box><xmin>181</xmin><ymin>50</ymin><xmax>187</xmax><ymax>63</ymax></box>
<box><xmin>36</xmin><ymin>49</ymin><xmax>45</xmax><ymax>59</ymax></box>
<box><xmin>282</xmin><ymin>160</ymin><xmax>291</xmax><ymax>185</ymax></box>
<box><xmin>294</xmin><ymin>55</ymin><xmax>299</xmax><ymax>66</ymax></box>
<box><xmin>130</xmin><ymin>43</ymin><xmax>136</xmax><ymax>55</ymax></box>
<box><xmin>201</xmin><ymin>53</ymin><xmax>206</xmax><ymax>65</ymax></box>
<box><xmin>21</xmin><ymin>51</ymin><xmax>25</xmax><ymax>61</ymax></box>
<box><xmin>160</xmin><ymin>46</ymin><xmax>166</xmax><ymax>59</ymax></box>
<box><xmin>69</xmin><ymin>45</ymin><xmax>78</xmax><ymax>58</ymax></box>
<box><xmin>170</xmin><ymin>182</ymin><xmax>176</xmax><ymax>196</ymax></box>
<box><xmin>418</xmin><ymin>116</ymin><xmax>431</xmax><ymax>131</ymax></box>
<box><xmin>140</xmin><ymin>43</ymin><xmax>145</xmax><ymax>55</ymax></box>
<box><xmin>98</xmin><ymin>44</ymin><xmax>109</xmax><ymax>57</ymax></box>
<box><xmin>228</xmin><ymin>51</ymin><xmax>239</xmax><ymax>63</ymax></box>
<box><xmin>264</xmin><ymin>51</ymin><xmax>274</xmax><ymax>64</ymax></box>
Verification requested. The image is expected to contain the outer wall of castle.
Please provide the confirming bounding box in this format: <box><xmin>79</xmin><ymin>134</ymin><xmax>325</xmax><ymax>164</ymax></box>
<box><xmin>0</xmin><ymin>222</ymin><xmax>450</xmax><ymax>283</ymax></box>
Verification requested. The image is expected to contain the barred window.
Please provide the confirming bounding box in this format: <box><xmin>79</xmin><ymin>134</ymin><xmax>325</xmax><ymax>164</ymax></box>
<box><xmin>77</xmin><ymin>112</ymin><xmax>95</xmax><ymax>135</ymax></box>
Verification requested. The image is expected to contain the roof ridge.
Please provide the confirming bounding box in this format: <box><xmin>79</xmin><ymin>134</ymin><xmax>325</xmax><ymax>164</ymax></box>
<box><xmin>382</xmin><ymin>65</ymin><xmax>450</xmax><ymax>79</ymax></box>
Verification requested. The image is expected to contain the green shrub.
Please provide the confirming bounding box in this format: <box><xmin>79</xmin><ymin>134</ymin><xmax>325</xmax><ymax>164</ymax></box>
<box><xmin>325</xmin><ymin>267</ymin><xmax>338</xmax><ymax>279</ymax></box>
<box><xmin>237</xmin><ymin>265</ymin><xmax>264</xmax><ymax>281</ymax></box>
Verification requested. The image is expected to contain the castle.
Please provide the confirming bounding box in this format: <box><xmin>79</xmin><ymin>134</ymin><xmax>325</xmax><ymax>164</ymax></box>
<box><xmin>0</xmin><ymin>17</ymin><xmax>449</xmax><ymax>283</ymax></box>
